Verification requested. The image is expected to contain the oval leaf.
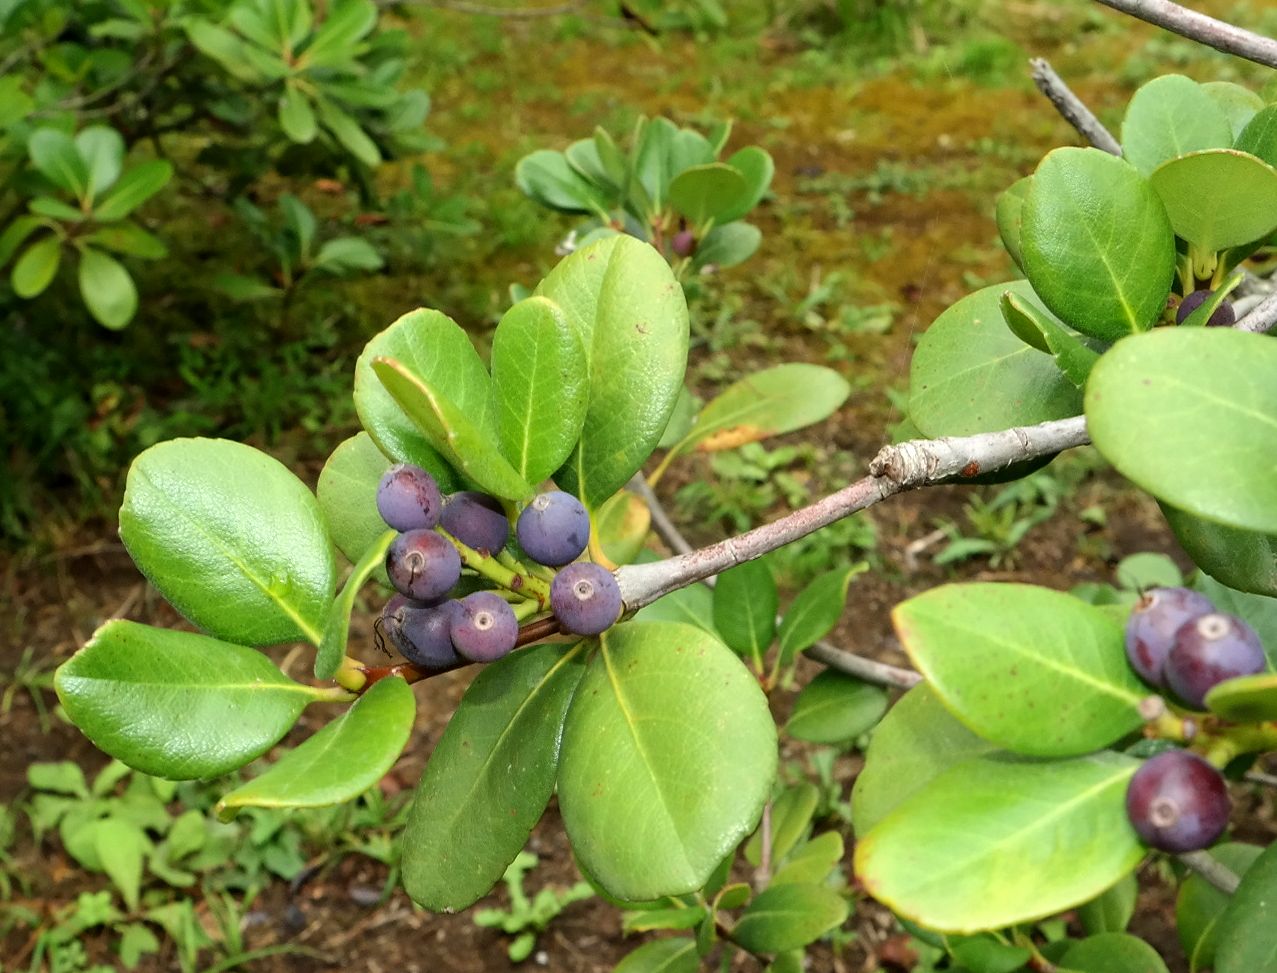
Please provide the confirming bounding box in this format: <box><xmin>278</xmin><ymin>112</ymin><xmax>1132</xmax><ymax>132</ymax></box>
<box><xmin>855</xmin><ymin>751</ymin><xmax>1143</xmax><ymax>932</ymax></box>
<box><xmin>216</xmin><ymin>675</ymin><xmax>415</xmax><ymax>818</ymax></box>
<box><xmin>785</xmin><ymin>671</ymin><xmax>888</xmax><ymax>745</ymax></box>
<box><xmin>55</xmin><ymin>620</ymin><xmax>317</xmax><ymax>779</ymax></box>
<box><xmin>712</xmin><ymin>558</ymin><xmax>778</xmax><ymax>659</ymax></box>
<box><xmin>515</xmin><ymin>149</ymin><xmax>611</xmax><ymax>214</ymax></box>
<box><xmin>315</xmin><ymin>529</ymin><xmax>396</xmax><ymax>679</ymax></box>
<box><xmin>1216</xmin><ymin>839</ymin><xmax>1277</xmax><ymax>973</ymax></box>
<box><xmin>614</xmin><ymin>938</ymin><xmax>699</xmax><ymax>973</ymax></box>
<box><xmin>558</xmin><ymin>621</ymin><xmax>777</xmax><ymax>901</ymax></box>
<box><xmin>778</xmin><ymin>564</ymin><xmax>864</xmax><ymax>663</ymax></box>
<box><xmin>721</xmin><ymin>146</ymin><xmax>774</xmax><ymax>223</ymax></box>
<box><xmin>1120</xmin><ymin>74</ymin><xmax>1232</xmax><ymax>176</ymax></box>
<box><xmin>12</xmin><ymin>234</ymin><xmax>62</xmax><ymax>298</ymax></box>
<box><xmin>1150</xmin><ymin>149</ymin><xmax>1277</xmax><ymax>252</ymax></box>
<box><xmin>1176</xmin><ymin>843</ymin><xmax>1263</xmax><ymax>971</ymax></box>
<box><xmin>93</xmin><ymin>160</ymin><xmax>174</xmax><ymax>222</ymax></box>
<box><xmin>667</xmin><ymin>163</ymin><xmax>749</xmax><ymax>226</ymax></box>
<box><xmin>1204</xmin><ymin>673</ymin><xmax>1277</xmax><ymax>722</ymax></box>
<box><xmin>119</xmin><ymin>438</ymin><xmax>336</xmax><ymax>646</ymax></box>
<box><xmin>28</xmin><ymin>127</ymin><xmax>89</xmax><ymax>198</ymax></box>
<box><xmin>1060</xmin><ymin>932</ymin><xmax>1170</xmax><ymax>973</ymax></box>
<box><xmin>745</xmin><ymin>783</ymin><xmax>819</xmax><ymax>867</ymax></box>
<box><xmin>1165</xmin><ymin>503</ymin><xmax>1277</xmax><ymax>599</ymax></box>
<box><xmin>1236</xmin><ymin>105</ymin><xmax>1277</xmax><ymax>168</ymax></box>
<box><xmin>732</xmin><ymin>884</ymin><xmax>849</xmax><ymax>954</ymax></box>
<box><xmin>78</xmin><ymin>246</ymin><xmax>137</xmax><ymax>329</ymax></box>
<box><xmin>1086</xmin><ymin>328</ymin><xmax>1277</xmax><ymax>536</ymax></box>
<box><xmin>995</xmin><ymin>176</ymin><xmax>1031</xmax><ymax>270</ymax></box>
<box><xmin>893</xmin><ymin>584</ymin><xmax>1147</xmax><ymax>756</ymax></box>
<box><xmin>316</xmin><ymin>432</ymin><xmax>398</xmax><ymax>569</ymax></box>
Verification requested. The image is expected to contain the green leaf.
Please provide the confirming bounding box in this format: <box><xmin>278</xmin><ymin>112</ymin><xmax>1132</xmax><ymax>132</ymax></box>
<box><xmin>745</xmin><ymin>783</ymin><xmax>817</xmax><ymax>867</ymax></box>
<box><xmin>786</xmin><ymin>671</ymin><xmax>888</xmax><ymax>744</ymax></box>
<box><xmin>354</xmin><ymin>308</ymin><xmax>494</xmax><ymax>484</ymax></box>
<box><xmin>1021</xmin><ymin>147</ymin><xmax>1175</xmax><ymax>341</ymax></box>
<box><xmin>302</xmin><ymin>0</ymin><xmax>377</xmax><ymax>67</ymax></box>
<box><xmin>515</xmin><ymin>150</ymin><xmax>610</xmax><ymax>214</ymax></box>
<box><xmin>855</xmin><ymin>751</ymin><xmax>1142</xmax><ymax>932</ymax></box>
<box><xmin>216</xmin><ymin>676</ymin><xmax>414</xmax><ymax>818</ymax></box>
<box><xmin>1166</xmin><ymin>504</ymin><xmax>1277</xmax><ymax>598</ymax></box>
<box><xmin>29</xmin><ymin>196</ymin><xmax>86</xmax><ymax>221</ymax></box>
<box><xmin>852</xmin><ymin>684</ymin><xmax>995</xmax><ymax>834</ymax></box>
<box><xmin>315</xmin><ymin>529</ymin><xmax>395</xmax><ymax>679</ymax></box>
<box><xmin>948</xmin><ymin>935</ymin><xmax>1031</xmax><ymax>973</ymax></box>
<box><xmin>999</xmin><ymin>290</ymin><xmax>1101</xmax><ymax>388</ymax></box>
<box><xmin>75</xmin><ymin>126</ymin><xmax>124</xmax><ymax>202</ymax></box>
<box><xmin>119</xmin><ymin>438</ymin><xmax>336</xmax><ymax>646</ymax></box>
<box><xmin>1061</xmin><ymin>933</ymin><xmax>1170</xmax><ymax>973</ymax></box>
<box><xmin>1150</xmin><ymin>149</ymin><xmax>1277</xmax><ymax>253</ymax></box>
<box><xmin>721</xmin><ymin>146</ymin><xmax>773</xmax><ymax>223</ymax></box>
<box><xmin>771</xmin><ymin>831</ymin><xmax>844</xmax><ymax>886</ymax></box>
<box><xmin>0</xmin><ymin>215</ymin><xmax>44</xmax><ymax>267</ymax></box>
<box><xmin>674</xmin><ymin>364</ymin><xmax>850</xmax><ymax>455</ymax></box>
<box><xmin>373</xmin><ymin>357</ymin><xmax>534</xmax><ymax>501</ymax></box>
<box><xmin>535</xmin><ymin>236</ymin><xmax>690</xmax><ymax>509</ymax></box>
<box><xmin>1078</xmin><ymin>873</ymin><xmax>1138</xmax><ymax>935</ymax></box>
<box><xmin>185</xmin><ymin>20</ymin><xmax>260</xmax><ymax>81</ymax></box>
<box><xmin>28</xmin><ymin>127</ymin><xmax>89</xmax><ymax>198</ymax></box>
<box><xmin>1204</xmin><ymin>673</ymin><xmax>1277</xmax><ymax>721</ymax></box>
<box><xmin>909</xmin><ymin>281</ymin><xmax>1082</xmax><ymax>438</ymax></box>
<box><xmin>85</xmin><ymin>224</ymin><xmax>167</xmax><ymax>260</ymax></box>
<box><xmin>667</xmin><ymin>163</ymin><xmax>749</xmax><ymax>226</ymax></box>
<box><xmin>732</xmin><ymin>884</ymin><xmax>849</xmax><ymax>954</ymax></box>
<box><xmin>1202</xmin><ymin>81</ymin><xmax>1263</xmax><ymax>140</ymax></box>
<box><xmin>402</xmin><ymin>642</ymin><xmax>587</xmax><ymax>911</ymax></box>
<box><xmin>11</xmin><ymin>234</ymin><xmax>61</xmax><ymax>298</ymax></box>
<box><xmin>93</xmin><ymin>160</ymin><xmax>173</xmax><ymax>221</ymax></box>
<box><xmin>1236</xmin><ymin>105</ymin><xmax>1277</xmax><ymax>168</ymax></box>
<box><xmin>558</xmin><ymin>622</ymin><xmax>777</xmax><ymax>900</ymax></box>
<box><xmin>213</xmin><ymin>272</ymin><xmax>280</xmax><ymax>302</ymax></box>
<box><xmin>317</xmin><ymin>98</ymin><xmax>380</xmax><ymax>166</ymax></box>
<box><xmin>712</xmin><ymin>558</ymin><xmax>777</xmax><ymax>659</ymax></box>
<box><xmin>778</xmin><ymin>564</ymin><xmax>864</xmax><ymax>662</ymax></box>
<box><xmin>633</xmin><ymin>583</ymin><xmax>716</xmax><ymax>635</ymax></box>
<box><xmin>995</xmin><ymin>176</ymin><xmax>1031</xmax><ymax>270</ymax></box>
<box><xmin>595</xmin><ymin>489</ymin><xmax>651</xmax><ymax>567</ymax></box>
<box><xmin>78</xmin><ymin>246</ymin><xmax>137</xmax><ymax>329</ymax></box>
<box><xmin>658</xmin><ymin>386</ymin><xmax>698</xmax><ymax>449</ymax></box>
<box><xmin>1115</xmin><ymin>553</ymin><xmax>1182</xmax><ymax>592</ymax></box>
<box><xmin>694</xmin><ymin>221</ymin><xmax>761</xmax><ymax>268</ymax></box>
<box><xmin>622</xmin><ymin>907</ymin><xmax>707</xmax><ymax>933</ymax></box>
<box><xmin>490</xmin><ymin>296</ymin><xmax>589</xmax><ymax>486</ymax></box>
<box><xmin>1085</xmin><ymin>328</ymin><xmax>1277</xmax><ymax>536</ymax></box>
<box><xmin>893</xmin><ymin>583</ymin><xmax>1146</xmax><ymax>756</ymax></box>
<box><xmin>1216</xmin><ymin>839</ymin><xmax>1277</xmax><ymax>973</ymax></box>
<box><xmin>95</xmin><ymin>818</ymin><xmax>144</xmax><ymax>911</ymax></box>
<box><xmin>55</xmin><ymin>620</ymin><xmax>317</xmax><ymax>779</ymax></box>
<box><xmin>1176</xmin><ymin>843</ymin><xmax>1263</xmax><ymax>972</ymax></box>
<box><xmin>313</xmin><ymin>236</ymin><xmax>383</xmax><ymax>273</ymax></box>
<box><xmin>28</xmin><ymin>762</ymin><xmax>88</xmax><ymax>797</ymax></box>
<box><xmin>279</xmin><ymin>85</ymin><xmax>317</xmax><ymax>143</ymax></box>
<box><xmin>613</xmin><ymin>938</ymin><xmax>699</xmax><ymax>973</ymax></box>
<box><xmin>1120</xmin><ymin>74</ymin><xmax>1233</xmax><ymax>176</ymax></box>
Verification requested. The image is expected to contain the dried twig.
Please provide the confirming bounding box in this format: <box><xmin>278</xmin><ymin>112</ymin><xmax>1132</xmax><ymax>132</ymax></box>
<box><xmin>1029</xmin><ymin>58</ymin><xmax>1122</xmax><ymax>155</ymax></box>
<box><xmin>1094</xmin><ymin>0</ymin><xmax>1277</xmax><ymax>69</ymax></box>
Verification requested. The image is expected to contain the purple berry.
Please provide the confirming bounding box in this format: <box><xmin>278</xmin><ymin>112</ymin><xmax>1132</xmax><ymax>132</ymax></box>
<box><xmin>1164</xmin><ymin>612</ymin><xmax>1266</xmax><ymax>709</ymax></box>
<box><xmin>671</xmin><ymin>229</ymin><xmax>696</xmax><ymax>257</ymax></box>
<box><xmin>1126</xmin><ymin>750</ymin><xmax>1230</xmax><ymax>852</ymax></box>
<box><xmin>516</xmin><ymin>491</ymin><xmax>590</xmax><ymax>567</ymax></box>
<box><xmin>390</xmin><ymin>600</ymin><xmax>460</xmax><ymax>669</ymax></box>
<box><xmin>1125</xmin><ymin>587</ymin><xmax>1215</xmax><ymax>687</ymax></box>
<box><xmin>450</xmin><ymin>591</ymin><xmax>519</xmax><ymax>662</ymax></box>
<box><xmin>1177</xmin><ymin>289</ymin><xmax>1236</xmax><ymax>328</ymax></box>
<box><xmin>377</xmin><ymin>464</ymin><xmax>443</xmax><ymax>531</ymax></box>
<box><xmin>385</xmin><ymin>529</ymin><xmax>461</xmax><ymax>602</ymax></box>
<box><xmin>441</xmin><ymin>491</ymin><xmax>509</xmax><ymax>554</ymax></box>
<box><xmin>551</xmin><ymin>562</ymin><xmax>622</xmax><ymax>636</ymax></box>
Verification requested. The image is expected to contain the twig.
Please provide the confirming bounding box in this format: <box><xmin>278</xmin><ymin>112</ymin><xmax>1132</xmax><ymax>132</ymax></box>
<box><xmin>1236</xmin><ymin>291</ymin><xmax>1277</xmax><ymax>334</ymax></box>
<box><xmin>1178</xmin><ymin>849</ymin><xmax>1241</xmax><ymax>894</ymax></box>
<box><xmin>1093</xmin><ymin>0</ymin><xmax>1277</xmax><ymax>69</ymax></box>
<box><xmin>616</xmin><ymin>416</ymin><xmax>1090</xmax><ymax>611</ymax></box>
<box><xmin>1029</xmin><ymin>58</ymin><xmax>1122</xmax><ymax>156</ymax></box>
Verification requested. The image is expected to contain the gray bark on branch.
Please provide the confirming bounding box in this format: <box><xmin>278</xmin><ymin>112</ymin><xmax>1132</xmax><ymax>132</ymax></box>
<box><xmin>1029</xmin><ymin>59</ymin><xmax>1122</xmax><ymax>156</ymax></box>
<box><xmin>1094</xmin><ymin>0</ymin><xmax>1277</xmax><ymax>69</ymax></box>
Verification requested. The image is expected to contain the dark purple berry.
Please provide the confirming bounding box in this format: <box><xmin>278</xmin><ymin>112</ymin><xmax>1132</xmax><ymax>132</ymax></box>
<box><xmin>516</xmin><ymin>491</ymin><xmax>590</xmax><ymax>567</ymax></box>
<box><xmin>1177</xmin><ymin>289</ymin><xmax>1236</xmax><ymax>328</ymax></box>
<box><xmin>551</xmin><ymin>562</ymin><xmax>622</xmax><ymax>636</ymax></box>
<box><xmin>1125</xmin><ymin>587</ymin><xmax>1215</xmax><ymax>687</ymax></box>
<box><xmin>450</xmin><ymin>591</ymin><xmax>519</xmax><ymax>662</ymax></box>
<box><xmin>392</xmin><ymin>601</ymin><xmax>460</xmax><ymax>669</ymax></box>
<box><xmin>441</xmin><ymin>491</ymin><xmax>509</xmax><ymax>554</ymax></box>
<box><xmin>385</xmin><ymin>529</ymin><xmax>461</xmax><ymax>602</ymax></box>
<box><xmin>1126</xmin><ymin>750</ymin><xmax>1230</xmax><ymax>852</ymax></box>
<box><xmin>377</xmin><ymin>464</ymin><xmax>443</xmax><ymax>531</ymax></box>
<box><xmin>1164</xmin><ymin>612</ymin><xmax>1266</xmax><ymax>708</ymax></box>
<box><xmin>671</xmin><ymin>229</ymin><xmax>696</xmax><ymax>257</ymax></box>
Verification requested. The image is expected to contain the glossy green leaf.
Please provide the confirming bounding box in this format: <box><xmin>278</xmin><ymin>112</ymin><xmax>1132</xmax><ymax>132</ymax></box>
<box><xmin>613</xmin><ymin>938</ymin><xmax>698</xmax><ymax>973</ymax></box>
<box><xmin>667</xmin><ymin>163</ymin><xmax>749</xmax><ymax>226</ymax></box>
<box><xmin>535</xmin><ymin>236</ymin><xmax>689</xmax><ymax>509</ymax></box>
<box><xmin>851</xmin><ymin>683</ymin><xmax>994</xmax><ymax>834</ymax></box>
<box><xmin>302</xmin><ymin>0</ymin><xmax>377</xmax><ymax>67</ymax></box>
<box><xmin>515</xmin><ymin>150</ymin><xmax>610</xmax><ymax>214</ymax></box>
<box><xmin>1021</xmin><ymin>148</ymin><xmax>1175</xmax><ymax>341</ymax></box>
<box><xmin>674</xmin><ymin>364</ymin><xmax>850</xmax><ymax>455</ymax></box>
<box><xmin>1176</xmin><ymin>843</ymin><xmax>1263</xmax><ymax>972</ymax></box>
<box><xmin>216</xmin><ymin>676</ymin><xmax>414</xmax><ymax>818</ymax></box>
<box><xmin>855</xmin><ymin>751</ymin><xmax>1142</xmax><ymax>932</ymax></box>
<box><xmin>318</xmin><ymin>433</ymin><xmax>404</xmax><ymax>570</ymax></box>
<box><xmin>1235</xmin><ymin>105</ymin><xmax>1277</xmax><ymax>168</ymax></box>
<box><xmin>894</xmin><ymin>583</ymin><xmax>1146</xmax><ymax>756</ymax></box>
<box><xmin>786</xmin><ymin>671</ymin><xmax>887</xmax><ymax>744</ymax></box>
<box><xmin>771</xmin><ymin>831</ymin><xmax>844</xmax><ymax>886</ymax></box>
<box><xmin>633</xmin><ymin>583</ymin><xmax>715</xmax><ymax>634</ymax></box>
<box><xmin>1202</xmin><ymin>81</ymin><xmax>1263</xmax><ymax>140</ymax></box>
<box><xmin>12</xmin><ymin>234</ymin><xmax>61</xmax><ymax>297</ymax></box>
<box><xmin>1000</xmin><ymin>290</ymin><xmax>1100</xmax><ymax>388</ymax></box>
<box><xmin>75</xmin><ymin>126</ymin><xmax>124</xmax><ymax>201</ymax></box>
<box><xmin>910</xmin><ymin>281</ymin><xmax>1082</xmax><ymax>437</ymax></box>
<box><xmin>85</xmin><ymin>224</ymin><xmax>167</xmax><ymax>260</ymax></box>
<box><xmin>1166</xmin><ymin>504</ymin><xmax>1277</xmax><ymax>598</ymax></box>
<box><xmin>720</xmin><ymin>146</ymin><xmax>773</xmax><ymax>223</ymax></box>
<box><xmin>490</xmin><ymin>296</ymin><xmax>588</xmax><ymax>486</ymax></box>
<box><xmin>1203</xmin><ymin>673</ymin><xmax>1277</xmax><ymax>721</ymax></box>
<box><xmin>694</xmin><ymin>221</ymin><xmax>761</xmax><ymax>268</ymax></box>
<box><xmin>78</xmin><ymin>246</ymin><xmax>137</xmax><ymax>329</ymax></box>
<box><xmin>995</xmin><ymin>176</ymin><xmax>1031</xmax><ymax>270</ymax></box>
<box><xmin>55</xmin><ymin>621</ymin><xmax>317</xmax><ymax>779</ymax></box>
<box><xmin>0</xmin><ymin>215</ymin><xmax>44</xmax><ymax>267</ymax></box>
<box><xmin>1216</xmin><ymin>839</ymin><xmax>1277</xmax><ymax>973</ymax></box>
<box><xmin>315</xmin><ymin>529</ymin><xmax>395</xmax><ymax>679</ymax></box>
<box><xmin>595</xmin><ymin>488</ymin><xmax>651</xmax><ymax>566</ymax></box>
<box><xmin>558</xmin><ymin>622</ymin><xmax>777</xmax><ymax>900</ymax></box>
<box><xmin>778</xmin><ymin>564</ymin><xmax>864</xmax><ymax>663</ymax></box>
<box><xmin>732</xmin><ymin>884</ymin><xmax>849</xmax><ymax>954</ymax></box>
<box><xmin>1120</xmin><ymin>75</ymin><xmax>1232</xmax><ymax>176</ymax></box>
<box><xmin>317</xmin><ymin>98</ymin><xmax>380</xmax><ymax>166</ymax></box>
<box><xmin>1150</xmin><ymin>149</ymin><xmax>1277</xmax><ymax>252</ymax></box>
<box><xmin>1086</xmin><ymin>328</ymin><xmax>1277</xmax><ymax>535</ymax></box>
<box><xmin>279</xmin><ymin>84</ymin><xmax>317</xmax><ymax>143</ymax></box>
<box><xmin>712</xmin><ymin>558</ymin><xmax>777</xmax><ymax>659</ymax></box>
<box><xmin>28</xmin><ymin>127</ymin><xmax>89</xmax><ymax>198</ymax></box>
<box><xmin>1192</xmin><ymin>573</ymin><xmax>1277</xmax><ymax>666</ymax></box>
<box><xmin>1060</xmin><ymin>933</ymin><xmax>1169</xmax><ymax>973</ymax></box>
<box><xmin>402</xmin><ymin>642</ymin><xmax>586</xmax><ymax>911</ymax></box>
<box><xmin>119</xmin><ymin>438</ymin><xmax>336</xmax><ymax>646</ymax></box>
<box><xmin>745</xmin><ymin>783</ymin><xmax>818</xmax><ymax>867</ymax></box>
<box><xmin>93</xmin><ymin>160</ymin><xmax>173</xmax><ymax>221</ymax></box>
<box><xmin>1078</xmin><ymin>873</ymin><xmax>1137</xmax><ymax>935</ymax></box>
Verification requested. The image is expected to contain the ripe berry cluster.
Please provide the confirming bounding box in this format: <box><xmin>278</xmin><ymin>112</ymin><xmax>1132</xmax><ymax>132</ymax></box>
<box><xmin>374</xmin><ymin>464</ymin><xmax>623</xmax><ymax>671</ymax></box>
<box><xmin>1121</xmin><ymin>587</ymin><xmax>1267</xmax><ymax>852</ymax></box>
